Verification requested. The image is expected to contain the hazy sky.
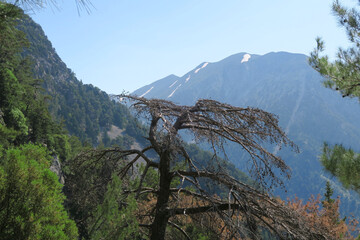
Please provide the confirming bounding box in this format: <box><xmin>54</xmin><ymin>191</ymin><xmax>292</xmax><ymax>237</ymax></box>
<box><xmin>30</xmin><ymin>0</ymin><xmax>355</xmax><ymax>93</ymax></box>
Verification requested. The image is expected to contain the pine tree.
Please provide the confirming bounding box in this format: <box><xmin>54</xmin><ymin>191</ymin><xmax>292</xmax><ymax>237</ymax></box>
<box><xmin>88</xmin><ymin>174</ymin><xmax>139</xmax><ymax>240</ymax></box>
<box><xmin>309</xmin><ymin>0</ymin><xmax>360</xmax><ymax>195</ymax></box>
<box><xmin>321</xmin><ymin>143</ymin><xmax>360</xmax><ymax>193</ymax></box>
<box><xmin>323</xmin><ymin>181</ymin><xmax>335</xmax><ymax>206</ymax></box>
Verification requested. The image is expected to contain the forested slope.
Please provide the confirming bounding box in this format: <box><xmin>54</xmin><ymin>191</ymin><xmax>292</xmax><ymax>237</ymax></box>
<box><xmin>17</xmin><ymin>15</ymin><xmax>138</xmax><ymax>145</ymax></box>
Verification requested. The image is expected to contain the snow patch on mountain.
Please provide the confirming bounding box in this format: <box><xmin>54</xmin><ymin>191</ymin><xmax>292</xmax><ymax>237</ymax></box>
<box><xmin>169</xmin><ymin>80</ymin><xmax>178</xmax><ymax>88</ymax></box>
<box><xmin>139</xmin><ymin>86</ymin><xmax>154</xmax><ymax>98</ymax></box>
<box><xmin>168</xmin><ymin>84</ymin><xmax>182</xmax><ymax>98</ymax></box>
<box><xmin>241</xmin><ymin>54</ymin><xmax>251</xmax><ymax>63</ymax></box>
<box><xmin>194</xmin><ymin>62</ymin><xmax>209</xmax><ymax>74</ymax></box>
<box><xmin>185</xmin><ymin>75</ymin><xmax>191</xmax><ymax>83</ymax></box>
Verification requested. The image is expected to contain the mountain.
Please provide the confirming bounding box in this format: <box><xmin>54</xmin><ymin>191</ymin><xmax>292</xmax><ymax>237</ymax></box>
<box><xmin>16</xmin><ymin>15</ymin><xmax>139</xmax><ymax>146</ymax></box>
<box><xmin>133</xmin><ymin>52</ymin><xmax>360</xmax><ymax>216</ymax></box>
<box><xmin>14</xmin><ymin>13</ymin><xmax>255</xmax><ymax>187</ymax></box>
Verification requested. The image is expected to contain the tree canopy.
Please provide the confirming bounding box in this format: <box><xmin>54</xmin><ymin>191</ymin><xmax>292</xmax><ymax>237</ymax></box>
<box><xmin>0</xmin><ymin>144</ymin><xmax>78</xmax><ymax>239</ymax></box>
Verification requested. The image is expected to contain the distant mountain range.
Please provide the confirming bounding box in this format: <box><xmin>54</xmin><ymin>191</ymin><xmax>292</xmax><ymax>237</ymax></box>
<box><xmin>133</xmin><ymin>52</ymin><xmax>360</xmax><ymax>216</ymax></box>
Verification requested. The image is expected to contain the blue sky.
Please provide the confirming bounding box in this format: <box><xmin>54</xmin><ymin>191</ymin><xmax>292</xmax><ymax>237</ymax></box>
<box><xmin>31</xmin><ymin>0</ymin><xmax>354</xmax><ymax>93</ymax></box>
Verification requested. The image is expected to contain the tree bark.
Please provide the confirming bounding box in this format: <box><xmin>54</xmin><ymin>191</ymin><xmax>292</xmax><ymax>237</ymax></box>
<box><xmin>150</xmin><ymin>150</ymin><xmax>172</xmax><ymax>240</ymax></box>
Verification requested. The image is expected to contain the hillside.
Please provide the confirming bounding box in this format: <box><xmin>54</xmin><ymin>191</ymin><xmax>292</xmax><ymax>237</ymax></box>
<box><xmin>17</xmin><ymin>15</ymin><xmax>139</xmax><ymax>146</ymax></box>
<box><xmin>133</xmin><ymin>52</ymin><xmax>360</xmax><ymax>216</ymax></box>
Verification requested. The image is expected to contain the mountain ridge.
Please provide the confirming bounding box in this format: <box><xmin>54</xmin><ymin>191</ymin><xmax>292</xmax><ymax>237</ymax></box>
<box><xmin>133</xmin><ymin>51</ymin><xmax>360</xmax><ymax>216</ymax></box>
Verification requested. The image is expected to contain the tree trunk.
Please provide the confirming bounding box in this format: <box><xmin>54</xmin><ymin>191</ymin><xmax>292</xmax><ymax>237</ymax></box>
<box><xmin>150</xmin><ymin>151</ymin><xmax>172</xmax><ymax>240</ymax></box>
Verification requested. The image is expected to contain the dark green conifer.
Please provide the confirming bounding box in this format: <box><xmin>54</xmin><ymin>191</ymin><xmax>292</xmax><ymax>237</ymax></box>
<box><xmin>310</xmin><ymin>0</ymin><xmax>360</xmax><ymax>195</ymax></box>
<box><xmin>323</xmin><ymin>181</ymin><xmax>335</xmax><ymax>206</ymax></box>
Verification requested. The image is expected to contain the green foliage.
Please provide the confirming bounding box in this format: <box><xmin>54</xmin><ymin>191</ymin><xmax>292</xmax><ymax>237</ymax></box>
<box><xmin>0</xmin><ymin>144</ymin><xmax>78</xmax><ymax>239</ymax></box>
<box><xmin>132</xmin><ymin>163</ymin><xmax>159</xmax><ymax>191</ymax></box>
<box><xmin>0</xmin><ymin>4</ymin><xmax>37</xmax><ymax>143</ymax></box>
<box><xmin>0</xmin><ymin>5</ymin><xmax>31</xmax><ymax>145</ymax></box>
<box><xmin>88</xmin><ymin>174</ymin><xmax>139</xmax><ymax>240</ymax></box>
<box><xmin>323</xmin><ymin>181</ymin><xmax>335</xmax><ymax>205</ymax></box>
<box><xmin>0</xmin><ymin>2</ymin><xmax>80</xmax><ymax>160</ymax></box>
<box><xmin>63</xmin><ymin>147</ymin><xmax>127</xmax><ymax>239</ymax></box>
<box><xmin>110</xmin><ymin>134</ymin><xmax>137</xmax><ymax>149</ymax></box>
<box><xmin>0</xmin><ymin>108</ymin><xmax>19</xmax><ymax>147</ymax></box>
<box><xmin>9</xmin><ymin>107</ymin><xmax>28</xmax><ymax>135</ymax></box>
<box><xmin>184</xmin><ymin>225</ymin><xmax>213</xmax><ymax>240</ymax></box>
<box><xmin>309</xmin><ymin>2</ymin><xmax>360</xmax><ymax>210</ymax></box>
<box><xmin>0</xmin><ymin>2</ymin><xmax>21</xmax><ymax>22</ymax></box>
<box><xmin>321</xmin><ymin>143</ymin><xmax>360</xmax><ymax>192</ymax></box>
<box><xmin>309</xmin><ymin>1</ymin><xmax>360</xmax><ymax>99</ymax></box>
<box><xmin>0</xmin><ymin>5</ymin><xmax>86</xmax><ymax>239</ymax></box>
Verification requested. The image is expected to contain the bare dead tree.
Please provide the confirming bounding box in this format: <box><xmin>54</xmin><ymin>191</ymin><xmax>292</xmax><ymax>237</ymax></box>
<box><xmin>83</xmin><ymin>95</ymin><xmax>333</xmax><ymax>239</ymax></box>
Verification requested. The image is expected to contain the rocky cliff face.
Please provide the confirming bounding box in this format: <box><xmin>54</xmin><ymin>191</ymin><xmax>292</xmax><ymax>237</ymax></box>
<box><xmin>50</xmin><ymin>155</ymin><xmax>65</xmax><ymax>185</ymax></box>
